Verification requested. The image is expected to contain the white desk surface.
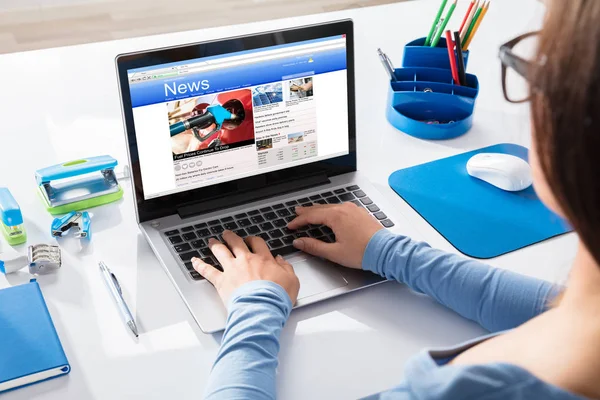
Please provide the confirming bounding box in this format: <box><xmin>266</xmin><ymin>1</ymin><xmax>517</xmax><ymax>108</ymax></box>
<box><xmin>0</xmin><ymin>0</ymin><xmax>577</xmax><ymax>398</ymax></box>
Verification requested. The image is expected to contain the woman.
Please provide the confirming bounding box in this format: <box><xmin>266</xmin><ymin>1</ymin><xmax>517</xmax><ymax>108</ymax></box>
<box><xmin>191</xmin><ymin>0</ymin><xmax>600</xmax><ymax>398</ymax></box>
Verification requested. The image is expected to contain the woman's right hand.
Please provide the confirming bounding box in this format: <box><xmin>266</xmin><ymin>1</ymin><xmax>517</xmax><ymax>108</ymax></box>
<box><xmin>287</xmin><ymin>203</ymin><xmax>384</xmax><ymax>269</ymax></box>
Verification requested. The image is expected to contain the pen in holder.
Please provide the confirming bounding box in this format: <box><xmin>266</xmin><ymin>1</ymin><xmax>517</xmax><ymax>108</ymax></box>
<box><xmin>386</xmin><ymin>37</ymin><xmax>479</xmax><ymax>140</ymax></box>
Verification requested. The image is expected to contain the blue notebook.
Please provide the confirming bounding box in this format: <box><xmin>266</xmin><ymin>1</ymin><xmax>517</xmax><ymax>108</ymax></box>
<box><xmin>0</xmin><ymin>280</ymin><xmax>71</xmax><ymax>393</ymax></box>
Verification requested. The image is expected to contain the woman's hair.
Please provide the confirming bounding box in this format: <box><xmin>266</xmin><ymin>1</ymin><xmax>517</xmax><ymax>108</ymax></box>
<box><xmin>531</xmin><ymin>0</ymin><xmax>600</xmax><ymax>265</ymax></box>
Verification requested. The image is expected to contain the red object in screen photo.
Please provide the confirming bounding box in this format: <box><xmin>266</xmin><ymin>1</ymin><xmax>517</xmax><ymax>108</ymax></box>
<box><xmin>189</xmin><ymin>89</ymin><xmax>254</xmax><ymax>151</ymax></box>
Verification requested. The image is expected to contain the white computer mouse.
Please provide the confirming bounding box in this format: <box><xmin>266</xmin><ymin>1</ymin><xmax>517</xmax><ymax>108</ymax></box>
<box><xmin>466</xmin><ymin>153</ymin><xmax>533</xmax><ymax>192</ymax></box>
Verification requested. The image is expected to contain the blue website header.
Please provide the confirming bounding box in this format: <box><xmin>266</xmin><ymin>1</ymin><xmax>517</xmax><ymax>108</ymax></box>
<box><xmin>128</xmin><ymin>35</ymin><xmax>344</xmax><ymax>74</ymax></box>
<box><xmin>129</xmin><ymin>45</ymin><xmax>346</xmax><ymax>108</ymax></box>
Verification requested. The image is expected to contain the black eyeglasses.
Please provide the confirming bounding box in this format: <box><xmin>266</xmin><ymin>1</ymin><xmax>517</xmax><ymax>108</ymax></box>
<box><xmin>499</xmin><ymin>31</ymin><xmax>540</xmax><ymax>103</ymax></box>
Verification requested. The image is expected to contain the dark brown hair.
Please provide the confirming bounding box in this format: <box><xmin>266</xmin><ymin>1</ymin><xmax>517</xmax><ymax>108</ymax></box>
<box><xmin>531</xmin><ymin>0</ymin><xmax>600</xmax><ymax>265</ymax></box>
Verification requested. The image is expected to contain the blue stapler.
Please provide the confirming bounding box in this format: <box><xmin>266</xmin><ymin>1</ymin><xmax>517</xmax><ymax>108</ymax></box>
<box><xmin>0</xmin><ymin>188</ymin><xmax>27</xmax><ymax>246</ymax></box>
<box><xmin>36</xmin><ymin>156</ymin><xmax>124</xmax><ymax>215</ymax></box>
<box><xmin>51</xmin><ymin>211</ymin><xmax>91</xmax><ymax>240</ymax></box>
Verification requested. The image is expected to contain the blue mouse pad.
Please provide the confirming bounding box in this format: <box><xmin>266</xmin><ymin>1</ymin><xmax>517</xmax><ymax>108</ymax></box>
<box><xmin>388</xmin><ymin>143</ymin><xmax>572</xmax><ymax>259</ymax></box>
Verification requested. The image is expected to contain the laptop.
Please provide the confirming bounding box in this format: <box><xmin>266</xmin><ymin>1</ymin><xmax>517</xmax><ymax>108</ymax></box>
<box><xmin>116</xmin><ymin>20</ymin><xmax>406</xmax><ymax>333</ymax></box>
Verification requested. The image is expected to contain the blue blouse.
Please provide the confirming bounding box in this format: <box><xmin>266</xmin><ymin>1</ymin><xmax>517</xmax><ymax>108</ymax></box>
<box><xmin>204</xmin><ymin>229</ymin><xmax>585</xmax><ymax>399</ymax></box>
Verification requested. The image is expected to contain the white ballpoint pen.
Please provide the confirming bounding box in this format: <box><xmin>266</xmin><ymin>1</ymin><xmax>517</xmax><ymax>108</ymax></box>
<box><xmin>99</xmin><ymin>261</ymin><xmax>139</xmax><ymax>338</ymax></box>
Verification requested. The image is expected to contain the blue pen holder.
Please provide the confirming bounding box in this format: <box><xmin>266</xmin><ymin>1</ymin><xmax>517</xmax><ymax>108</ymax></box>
<box><xmin>386</xmin><ymin>37</ymin><xmax>479</xmax><ymax>140</ymax></box>
<box><xmin>403</xmin><ymin>37</ymin><xmax>469</xmax><ymax>69</ymax></box>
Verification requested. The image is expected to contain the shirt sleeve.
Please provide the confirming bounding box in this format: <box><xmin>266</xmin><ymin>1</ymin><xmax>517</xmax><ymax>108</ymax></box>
<box><xmin>204</xmin><ymin>280</ymin><xmax>292</xmax><ymax>400</ymax></box>
<box><xmin>362</xmin><ymin>229</ymin><xmax>561</xmax><ymax>333</ymax></box>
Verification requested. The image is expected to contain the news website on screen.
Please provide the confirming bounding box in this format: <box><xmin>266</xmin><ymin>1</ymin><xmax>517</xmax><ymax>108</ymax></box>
<box><xmin>128</xmin><ymin>35</ymin><xmax>350</xmax><ymax>200</ymax></box>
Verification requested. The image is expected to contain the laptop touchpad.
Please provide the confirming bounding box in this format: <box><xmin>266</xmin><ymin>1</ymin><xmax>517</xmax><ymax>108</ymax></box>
<box><xmin>293</xmin><ymin>257</ymin><xmax>348</xmax><ymax>300</ymax></box>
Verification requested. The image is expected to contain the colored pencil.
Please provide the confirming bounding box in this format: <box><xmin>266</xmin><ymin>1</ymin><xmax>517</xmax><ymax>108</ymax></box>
<box><xmin>463</xmin><ymin>1</ymin><xmax>490</xmax><ymax>50</ymax></box>
<box><xmin>454</xmin><ymin>31</ymin><xmax>467</xmax><ymax>86</ymax></box>
<box><xmin>462</xmin><ymin>2</ymin><xmax>484</xmax><ymax>45</ymax></box>
<box><xmin>431</xmin><ymin>0</ymin><xmax>458</xmax><ymax>47</ymax></box>
<box><xmin>459</xmin><ymin>0</ymin><xmax>476</xmax><ymax>34</ymax></box>
<box><xmin>460</xmin><ymin>0</ymin><xmax>479</xmax><ymax>42</ymax></box>
<box><xmin>431</xmin><ymin>18</ymin><xmax>444</xmax><ymax>43</ymax></box>
<box><xmin>425</xmin><ymin>0</ymin><xmax>448</xmax><ymax>46</ymax></box>
<box><xmin>446</xmin><ymin>31</ymin><xmax>460</xmax><ymax>85</ymax></box>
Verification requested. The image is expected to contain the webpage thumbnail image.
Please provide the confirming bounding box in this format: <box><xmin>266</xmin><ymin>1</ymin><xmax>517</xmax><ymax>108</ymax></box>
<box><xmin>287</xmin><ymin>132</ymin><xmax>304</xmax><ymax>144</ymax></box>
<box><xmin>252</xmin><ymin>83</ymin><xmax>283</xmax><ymax>107</ymax></box>
<box><xmin>288</xmin><ymin>77</ymin><xmax>313</xmax><ymax>100</ymax></box>
<box><xmin>167</xmin><ymin>88</ymin><xmax>255</xmax><ymax>160</ymax></box>
<box><xmin>256</xmin><ymin>138</ymin><xmax>273</xmax><ymax>151</ymax></box>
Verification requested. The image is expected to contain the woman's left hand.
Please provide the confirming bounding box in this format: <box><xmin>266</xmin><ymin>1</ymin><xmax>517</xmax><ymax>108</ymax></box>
<box><xmin>191</xmin><ymin>230</ymin><xmax>300</xmax><ymax>306</ymax></box>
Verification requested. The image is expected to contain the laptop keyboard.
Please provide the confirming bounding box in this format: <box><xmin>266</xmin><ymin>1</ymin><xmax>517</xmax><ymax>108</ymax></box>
<box><xmin>163</xmin><ymin>185</ymin><xmax>394</xmax><ymax>281</ymax></box>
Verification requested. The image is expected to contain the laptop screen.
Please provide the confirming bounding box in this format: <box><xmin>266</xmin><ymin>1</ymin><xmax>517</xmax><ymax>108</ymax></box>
<box><xmin>127</xmin><ymin>34</ymin><xmax>349</xmax><ymax>200</ymax></box>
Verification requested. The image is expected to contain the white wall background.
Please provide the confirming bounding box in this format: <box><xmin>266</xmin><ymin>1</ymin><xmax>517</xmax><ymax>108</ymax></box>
<box><xmin>1</xmin><ymin>0</ymin><xmax>102</xmax><ymax>11</ymax></box>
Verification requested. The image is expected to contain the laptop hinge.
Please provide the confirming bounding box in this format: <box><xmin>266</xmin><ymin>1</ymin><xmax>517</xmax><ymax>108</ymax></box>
<box><xmin>177</xmin><ymin>173</ymin><xmax>330</xmax><ymax>219</ymax></box>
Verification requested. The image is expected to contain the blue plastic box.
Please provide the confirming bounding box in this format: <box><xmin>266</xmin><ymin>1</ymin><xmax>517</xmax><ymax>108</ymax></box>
<box><xmin>403</xmin><ymin>37</ymin><xmax>469</xmax><ymax>69</ymax></box>
<box><xmin>386</xmin><ymin>37</ymin><xmax>479</xmax><ymax>140</ymax></box>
